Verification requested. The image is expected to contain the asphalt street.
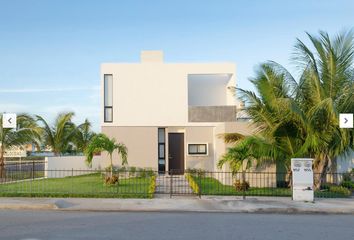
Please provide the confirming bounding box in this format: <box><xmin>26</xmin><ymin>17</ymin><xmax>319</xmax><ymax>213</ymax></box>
<box><xmin>0</xmin><ymin>210</ymin><xmax>353</xmax><ymax>240</ymax></box>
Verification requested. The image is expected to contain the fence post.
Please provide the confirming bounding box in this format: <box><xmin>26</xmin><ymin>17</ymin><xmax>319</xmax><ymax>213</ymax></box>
<box><xmin>71</xmin><ymin>168</ymin><xmax>74</xmax><ymax>195</ymax></box>
<box><xmin>32</xmin><ymin>161</ymin><xmax>35</xmax><ymax>180</ymax></box>
<box><xmin>170</xmin><ymin>170</ymin><xmax>173</xmax><ymax>198</ymax></box>
<box><xmin>242</xmin><ymin>170</ymin><xmax>246</xmax><ymax>200</ymax></box>
<box><xmin>198</xmin><ymin>171</ymin><xmax>201</xmax><ymax>199</ymax></box>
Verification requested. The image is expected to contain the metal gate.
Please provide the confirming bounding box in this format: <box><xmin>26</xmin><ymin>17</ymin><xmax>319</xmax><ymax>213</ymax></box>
<box><xmin>155</xmin><ymin>170</ymin><xmax>197</xmax><ymax>197</ymax></box>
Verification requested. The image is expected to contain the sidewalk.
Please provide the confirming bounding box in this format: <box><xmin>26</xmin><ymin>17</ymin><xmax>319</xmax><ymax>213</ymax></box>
<box><xmin>0</xmin><ymin>196</ymin><xmax>353</xmax><ymax>214</ymax></box>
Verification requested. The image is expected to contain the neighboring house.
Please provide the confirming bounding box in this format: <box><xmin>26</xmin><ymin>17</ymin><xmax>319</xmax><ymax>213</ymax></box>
<box><xmin>100</xmin><ymin>50</ymin><xmax>253</xmax><ymax>173</ymax></box>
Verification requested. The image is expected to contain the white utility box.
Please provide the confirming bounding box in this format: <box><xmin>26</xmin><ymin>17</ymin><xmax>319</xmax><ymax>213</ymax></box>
<box><xmin>291</xmin><ymin>158</ymin><xmax>314</xmax><ymax>202</ymax></box>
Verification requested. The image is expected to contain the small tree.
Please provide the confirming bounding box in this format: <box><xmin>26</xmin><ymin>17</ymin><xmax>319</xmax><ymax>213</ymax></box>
<box><xmin>0</xmin><ymin>114</ymin><xmax>41</xmax><ymax>178</ymax></box>
<box><xmin>74</xmin><ymin>119</ymin><xmax>96</xmax><ymax>153</ymax></box>
<box><xmin>85</xmin><ymin>133</ymin><xmax>127</xmax><ymax>177</ymax></box>
<box><xmin>36</xmin><ymin>112</ymin><xmax>77</xmax><ymax>155</ymax></box>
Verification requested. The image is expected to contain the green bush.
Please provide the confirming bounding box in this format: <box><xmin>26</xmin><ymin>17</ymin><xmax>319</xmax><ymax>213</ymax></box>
<box><xmin>341</xmin><ymin>181</ymin><xmax>354</xmax><ymax>189</ymax></box>
<box><xmin>128</xmin><ymin>166</ymin><xmax>137</xmax><ymax>177</ymax></box>
<box><xmin>329</xmin><ymin>185</ymin><xmax>352</xmax><ymax>196</ymax></box>
<box><xmin>148</xmin><ymin>176</ymin><xmax>156</xmax><ymax>198</ymax></box>
<box><xmin>185</xmin><ymin>173</ymin><xmax>200</xmax><ymax>194</ymax></box>
<box><xmin>320</xmin><ymin>183</ymin><xmax>332</xmax><ymax>190</ymax></box>
<box><xmin>342</xmin><ymin>172</ymin><xmax>352</xmax><ymax>182</ymax></box>
<box><xmin>186</xmin><ymin>168</ymin><xmax>206</xmax><ymax>177</ymax></box>
<box><xmin>137</xmin><ymin>168</ymin><xmax>155</xmax><ymax>178</ymax></box>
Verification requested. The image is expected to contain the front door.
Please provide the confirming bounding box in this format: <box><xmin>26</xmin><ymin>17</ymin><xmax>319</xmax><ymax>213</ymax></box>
<box><xmin>168</xmin><ymin>133</ymin><xmax>184</xmax><ymax>174</ymax></box>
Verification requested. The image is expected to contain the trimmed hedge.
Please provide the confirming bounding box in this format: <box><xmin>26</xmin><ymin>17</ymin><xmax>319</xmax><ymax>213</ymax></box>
<box><xmin>329</xmin><ymin>185</ymin><xmax>352</xmax><ymax>197</ymax></box>
<box><xmin>148</xmin><ymin>176</ymin><xmax>156</xmax><ymax>198</ymax></box>
<box><xmin>185</xmin><ymin>173</ymin><xmax>200</xmax><ymax>194</ymax></box>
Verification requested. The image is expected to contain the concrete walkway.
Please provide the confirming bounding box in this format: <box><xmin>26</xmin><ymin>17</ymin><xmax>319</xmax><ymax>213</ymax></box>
<box><xmin>0</xmin><ymin>196</ymin><xmax>353</xmax><ymax>214</ymax></box>
<box><xmin>155</xmin><ymin>174</ymin><xmax>194</xmax><ymax>195</ymax></box>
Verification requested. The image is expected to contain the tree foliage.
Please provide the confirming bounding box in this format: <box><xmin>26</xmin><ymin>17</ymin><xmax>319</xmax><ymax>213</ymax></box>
<box><xmin>219</xmin><ymin>30</ymin><xmax>354</xmax><ymax>188</ymax></box>
<box><xmin>36</xmin><ymin>112</ymin><xmax>95</xmax><ymax>155</ymax></box>
<box><xmin>84</xmin><ymin>133</ymin><xmax>127</xmax><ymax>176</ymax></box>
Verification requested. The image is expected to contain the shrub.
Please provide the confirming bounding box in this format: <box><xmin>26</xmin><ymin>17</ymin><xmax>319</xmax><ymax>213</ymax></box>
<box><xmin>320</xmin><ymin>183</ymin><xmax>332</xmax><ymax>190</ymax></box>
<box><xmin>148</xmin><ymin>176</ymin><xmax>156</xmax><ymax>198</ymax></box>
<box><xmin>118</xmin><ymin>166</ymin><xmax>127</xmax><ymax>173</ymax></box>
<box><xmin>341</xmin><ymin>181</ymin><xmax>354</xmax><ymax>190</ymax></box>
<box><xmin>186</xmin><ymin>168</ymin><xmax>206</xmax><ymax>177</ymax></box>
<box><xmin>234</xmin><ymin>180</ymin><xmax>250</xmax><ymax>191</ymax></box>
<box><xmin>185</xmin><ymin>173</ymin><xmax>200</xmax><ymax>194</ymax></box>
<box><xmin>105</xmin><ymin>175</ymin><xmax>119</xmax><ymax>185</ymax></box>
<box><xmin>342</xmin><ymin>172</ymin><xmax>352</xmax><ymax>182</ymax></box>
<box><xmin>186</xmin><ymin>168</ymin><xmax>197</xmax><ymax>175</ymax></box>
<box><xmin>329</xmin><ymin>185</ymin><xmax>351</xmax><ymax>197</ymax></box>
<box><xmin>129</xmin><ymin>166</ymin><xmax>137</xmax><ymax>177</ymax></box>
<box><xmin>137</xmin><ymin>168</ymin><xmax>155</xmax><ymax>178</ymax></box>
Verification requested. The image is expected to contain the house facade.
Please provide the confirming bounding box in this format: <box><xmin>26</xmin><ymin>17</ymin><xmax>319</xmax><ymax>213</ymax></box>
<box><xmin>101</xmin><ymin>51</ymin><xmax>253</xmax><ymax>172</ymax></box>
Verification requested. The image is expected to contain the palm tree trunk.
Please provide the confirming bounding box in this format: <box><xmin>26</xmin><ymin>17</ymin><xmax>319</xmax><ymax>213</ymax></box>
<box><xmin>0</xmin><ymin>146</ymin><xmax>5</xmax><ymax>180</ymax></box>
<box><xmin>109</xmin><ymin>154</ymin><xmax>113</xmax><ymax>177</ymax></box>
<box><xmin>313</xmin><ymin>155</ymin><xmax>330</xmax><ymax>190</ymax></box>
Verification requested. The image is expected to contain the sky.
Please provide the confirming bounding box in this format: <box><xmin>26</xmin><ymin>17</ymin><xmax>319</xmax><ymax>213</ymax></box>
<box><xmin>0</xmin><ymin>0</ymin><xmax>353</xmax><ymax>131</ymax></box>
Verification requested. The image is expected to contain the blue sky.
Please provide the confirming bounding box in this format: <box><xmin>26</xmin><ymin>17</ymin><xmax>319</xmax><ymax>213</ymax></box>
<box><xmin>0</xmin><ymin>0</ymin><xmax>353</xmax><ymax>131</ymax></box>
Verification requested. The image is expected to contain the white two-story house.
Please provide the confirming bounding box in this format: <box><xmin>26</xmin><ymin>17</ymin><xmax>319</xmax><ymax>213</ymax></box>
<box><xmin>101</xmin><ymin>51</ymin><xmax>252</xmax><ymax>173</ymax></box>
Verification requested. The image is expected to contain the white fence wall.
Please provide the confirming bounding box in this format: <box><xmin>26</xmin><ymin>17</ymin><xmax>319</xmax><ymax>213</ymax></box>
<box><xmin>336</xmin><ymin>150</ymin><xmax>354</xmax><ymax>173</ymax></box>
<box><xmin>45</xmin><ymin>155</ymin><xmax>108</xmax><ymax>178</ymax></box>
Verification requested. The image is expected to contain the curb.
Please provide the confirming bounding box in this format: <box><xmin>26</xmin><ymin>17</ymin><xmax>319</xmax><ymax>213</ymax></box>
<box><xmin>0</xmin><ymin>203</ymin><xmax>58</xmax><ymax>210</ymax></box>
<box><xmin>1</xmin><ymin>204</ymin><xmax>353</xmax><ymax>214</ymax></box>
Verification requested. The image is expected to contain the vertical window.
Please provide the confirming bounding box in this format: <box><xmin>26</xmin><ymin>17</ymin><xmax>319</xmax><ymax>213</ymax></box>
<box><xmin>104</xmin><ymin>74</ymin><xmax>113</xmax><ymax>122</ymax></box>
<box><xmin>158</xmin><ymin>128</ymin><xmax>166</xmax><ymax>172</ymax></box>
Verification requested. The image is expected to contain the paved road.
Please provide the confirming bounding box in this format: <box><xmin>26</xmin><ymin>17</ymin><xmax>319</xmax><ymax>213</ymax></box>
<box><xmin>0</xmin><ymin>210</ymin><xmax>353</xmax><ymax>240</ymax></box>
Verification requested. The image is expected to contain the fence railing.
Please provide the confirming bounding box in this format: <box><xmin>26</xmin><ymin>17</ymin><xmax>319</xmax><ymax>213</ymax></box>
<box><xmin>0</xmin><ymin>165</ymin><xmax>352</xmax><ymax>199</ymax></box>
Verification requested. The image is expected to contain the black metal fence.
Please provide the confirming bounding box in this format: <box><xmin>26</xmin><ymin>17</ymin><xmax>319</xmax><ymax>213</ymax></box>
<box><xmin>0</xmin><ymin>165</ymin><xmax>352</xmax><ymax>199</ymax></box>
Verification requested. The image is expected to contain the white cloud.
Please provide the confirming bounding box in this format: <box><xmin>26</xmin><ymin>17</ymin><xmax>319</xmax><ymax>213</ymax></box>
<box><xmin>0</xmin><ymin>103</ymin><xmax>29</xmax><ymax>113</ymax></box>
<box><xmin>0</xmin><ymin>86</ymin><xmax>100</xmax><ymax>93</ymax></box>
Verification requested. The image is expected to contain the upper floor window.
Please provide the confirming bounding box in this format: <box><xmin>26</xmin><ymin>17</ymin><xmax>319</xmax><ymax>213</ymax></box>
<box><xmin>104</xmin><ymin>74</ymin><xmax>113</xmax><ymax>122</ymax></box>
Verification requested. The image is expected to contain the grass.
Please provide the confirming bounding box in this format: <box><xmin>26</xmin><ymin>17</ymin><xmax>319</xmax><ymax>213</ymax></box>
<box><xmin>5</xmin><ymin>171</ymin><xmax>45</xmax><ymax>180</ymax></box>
<box><xmin>0</xmin><ymin>173</ymin><xmax>153</xmax><ymax>198</ymax></box>
<box><xmin>192</xmin><ymin>176</ymin><xmax>351</xmax><ymax>198</ymax></box>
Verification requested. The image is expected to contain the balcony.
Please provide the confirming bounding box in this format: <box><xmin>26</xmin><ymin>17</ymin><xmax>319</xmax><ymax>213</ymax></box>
<box><xmin>188</xmin><ymin>105</ymin><xmax>237</xmax><ymax>122</ymax></box>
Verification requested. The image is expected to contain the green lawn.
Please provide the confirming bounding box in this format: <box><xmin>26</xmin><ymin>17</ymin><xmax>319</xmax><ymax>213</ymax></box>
<box><xmin>193</xmin><ymin>176</ymin><xmax>291</xmax><ymax>197</ymax></box>
<box><xmin>5</xmin><ymin>171</ymin><xmax>44</xmax><ymax>180</ymax></box>
<box><xmin>0</xmin><ymin>173</ymin><xmax>153</xmax><ymax>198</ymax></box>
<box><xmin>193</xmin><ymin>176</ymin><xmax>351</xmax><ymax>198</ymax></box>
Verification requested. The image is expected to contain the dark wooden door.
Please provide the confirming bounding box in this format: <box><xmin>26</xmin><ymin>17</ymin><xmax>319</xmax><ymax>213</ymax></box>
<box><xmin>168</xmin><ymin>133</ymin><xmax>184</xmax><ymax>174</ymax></box>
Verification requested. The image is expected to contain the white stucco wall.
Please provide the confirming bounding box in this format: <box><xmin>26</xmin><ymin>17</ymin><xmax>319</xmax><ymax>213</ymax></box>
<box><xmin>44</xmin><ymin>155</ymin><xmax>106</xmax><ymax>178</ymax></box>
<box><xmin>101</xmin><ymin>52</ymin><xmax>236</xmax><ymax>127</ymax></box>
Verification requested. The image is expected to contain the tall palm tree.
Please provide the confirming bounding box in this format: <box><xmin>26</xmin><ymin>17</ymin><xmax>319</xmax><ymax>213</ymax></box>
<box><xmin>0</xmin><ymin>114</ymin><xmax>41</xmax><ymax>178</ymax></box>
<box><xmin>85</xmin><ymin>133</ymin><xmax>128</xmax><ymax>177</ymax></box>
<box><xmin>293</xmin><ymin>30</ymin><xmax>354</xmax><ymax>187</ymax></box>
<box><xmin>36</xmin><ymin>112</ymin><xmax>77</xmax><ymax>155</ymax></box>
<box><xmin>220</xmin><ymin>62</ymin><xmax>303</xmax><ymax>171</ymax></box>
<box><xmin>74</xmin><ymin>119</ymin><xmax>96</xmax><ymax>153</ymax></box>
<box><xmin>219</xmin><ymin>30</ymin><xmax>354</xmax><ymax>189</ymax></box>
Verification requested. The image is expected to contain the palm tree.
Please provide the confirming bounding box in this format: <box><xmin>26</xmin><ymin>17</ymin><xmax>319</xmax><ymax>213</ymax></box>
<box><xmin>0</xmin><ymin>114</ymin><xmax>41</xmax><ymax>178</ymax></box>
<box><xmin>74</xmin><ymin>119</ymin><xmax>96</xmax><ymax>153</ymax></box>
<box><xmin>36</xmin><ymin>112</ymin><xmax>77</xmax><ymax>155</ymax></box>
<box><xmin>85</xmin><ymin>133</ymin><xmax>128</xmax><ymax>177</ymax></box>
<box><xmin>293</xmin><ymin>30</ymin><xmax>354</xmax><ymax>187</ymax></box>
<box><xmin>219</xmin><ymin>63</ymin><xmax>303</xmax><ymax>172</ymax></box>
<box><xmin>219</xmin><ymin>30</ymin><xmax>354</xmax><ymax>189</ymax></box>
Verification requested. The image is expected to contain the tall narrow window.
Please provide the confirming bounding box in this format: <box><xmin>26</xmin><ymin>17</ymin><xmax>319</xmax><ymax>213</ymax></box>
<box><xmin>104</xmin><ymin>74</ymin><xmax>113</xmax><ymax>122</ymax></box>
<box><xmin>158</xmin><ymin>128</ymin><xmax>166</xmax><ymax>173</ymax></box>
